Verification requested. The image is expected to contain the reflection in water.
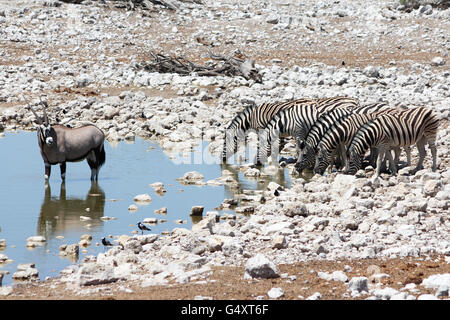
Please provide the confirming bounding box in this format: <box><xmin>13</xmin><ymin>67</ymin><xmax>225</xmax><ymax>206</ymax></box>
<box><xmin>220</xmin><ymin>163</ymin><xmax>289</xmax><ymax>196</ymax></box>
<box><xmin>37</xmin><ymin>182</ymin><xmax>105</xmax><ymax>239</ymax></box>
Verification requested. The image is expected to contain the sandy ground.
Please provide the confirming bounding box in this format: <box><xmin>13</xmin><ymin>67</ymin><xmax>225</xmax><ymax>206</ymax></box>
<box><xmin>2</xmin><ymin>255</ymin><xmax>448</xmax><ymax>300</ymax></box>
<box><xmin>0</xmin><ymin>1</ymin><xmax>449</xmax><ymax>301</ymax></box>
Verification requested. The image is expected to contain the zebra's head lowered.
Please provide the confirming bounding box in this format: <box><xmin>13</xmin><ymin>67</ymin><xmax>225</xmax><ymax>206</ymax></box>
<box><xmin>295</xmin><ymin>140</ymin><xmax>315</xmax><ymax>173</ymax></box>
<box><xmin>25</xmin><ymin>97</ymin><xmax>55</xmax><ymax>147</ymax></box>
<box><xmin>346</xmin><ymin>147</ymin><xmax>364</xmax><ymax>175</ymax></box>
<box><xmin>314</xmin><ymin>146</ymin><xmax>332</xmax><ymax>175</ymax></box>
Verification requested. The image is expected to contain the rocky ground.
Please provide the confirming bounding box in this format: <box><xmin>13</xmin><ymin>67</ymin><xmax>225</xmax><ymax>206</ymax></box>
<box><xmin>0</xmin><ymin>0</ymin><xmax>449</xmax><ymax>300</ymax></box>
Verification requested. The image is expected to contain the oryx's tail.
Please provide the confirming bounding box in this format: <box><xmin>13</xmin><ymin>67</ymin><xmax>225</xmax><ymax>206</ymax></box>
<box><xmin>87</xmin><ymin>142</ymin><xmax>106</xmax><ymax>170</ymax></box>
<box><xmin>97</xmin><ymin>143</ymin><xmax>106</xmax><ymax>168</ymax></box>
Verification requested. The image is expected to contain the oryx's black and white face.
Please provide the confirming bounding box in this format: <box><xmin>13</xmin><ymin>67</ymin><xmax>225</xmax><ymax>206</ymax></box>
<box><xmin>39</xmin><ymin>123</ymin><xmax>54</xmax><ymax>146</ymax></box>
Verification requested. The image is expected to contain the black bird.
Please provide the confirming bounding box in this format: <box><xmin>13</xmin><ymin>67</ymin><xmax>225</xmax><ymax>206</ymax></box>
<box><xmin>137</xmin><ymin>221</ymin><xmax>151</xmax><ymax>234</ymax></box>
<box><xmin>101</xmin><ymin>237</ymin><xmax>113</xmax><ymax>247</ymax></box>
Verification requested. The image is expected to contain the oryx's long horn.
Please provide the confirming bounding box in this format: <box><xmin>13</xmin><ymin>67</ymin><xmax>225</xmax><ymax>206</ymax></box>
<box><xmin>39</xmin><ymin>96</ymin><xmax>49</xmax><ymax>124</ymax></box>
<box><xmin>22</xmin><ymin>95</ymin><xmax>43</xmax><ymax>125</ymax></box>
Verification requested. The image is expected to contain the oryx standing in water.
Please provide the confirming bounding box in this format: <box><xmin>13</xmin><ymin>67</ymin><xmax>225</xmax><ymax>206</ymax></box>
<box><xmin>25</xmin><ymin>97</ymin><xmax>106</xmax><ymax>181</ymax></box>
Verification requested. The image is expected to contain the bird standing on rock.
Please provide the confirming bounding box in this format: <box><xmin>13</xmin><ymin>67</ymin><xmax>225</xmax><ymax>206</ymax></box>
<box><xmin>101</xmin><ymin>237</ymin><xmax>113</xmax><ymax>247</ymax></box>
<box><xmin>137</xmin><ymin>221</ymin><xmax>151</xmax><ymax>234</ymax></box>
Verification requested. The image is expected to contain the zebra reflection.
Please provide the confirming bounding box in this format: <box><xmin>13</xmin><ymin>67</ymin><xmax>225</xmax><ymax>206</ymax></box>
<box><xmin>37</xmin><ymin>182</ymin><xmax>105</xmax><ymax>239</ymax></box>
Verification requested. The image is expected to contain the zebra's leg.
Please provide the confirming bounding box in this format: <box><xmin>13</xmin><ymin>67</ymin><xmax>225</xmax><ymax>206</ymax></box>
<box><xmin>413</xmin><ymin>137</ymin><xmax>427</xmax><ymax>174</ymax></box>
<box><xmin>393</xmin><ymin>147</ymin><xmax>401</xmax><ymax>171</ymax></box>
<box><xmin>374</xmin><ymin>148</ymin><xmax>386</xmax><ymax>178</ymax></box>
<box><xmin>368</xmin><ymin>148</ymin><xmax>378</xmax><ymax>168</ymax></box>
<box><xmin>385</xmin><ymin>149</ymin><xmax>397</xmax><ymax>175</ymax></box>
<box><xmin>405</xmin><ymin>146</ymin><xmax>411</xmax><ymax>167</ymax></box>
<box><xmin>60</xmin><ymin>161</ymin><xmax>66</xmax><ymax>181</ymax></box>
<box><xmin>339</xmin><ymin>144</ymin><xmax>348</xmax><ymax>173</ymax></box>
<box><xmin>44</xmin><ymin>162</ymin><xmax>51</xmax><ymax>180</ymax></box>
<box><xmin>429</xmin><ymin>139</ymin><xmax>437</xmax><ymax>172</ymax></box>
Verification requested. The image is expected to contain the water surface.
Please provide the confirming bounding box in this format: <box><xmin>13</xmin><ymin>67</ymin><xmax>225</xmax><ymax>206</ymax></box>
<box><xmin>0</xmin><ymin>131</ymin><xmax>292</xmax><ymax>286</ymax></box>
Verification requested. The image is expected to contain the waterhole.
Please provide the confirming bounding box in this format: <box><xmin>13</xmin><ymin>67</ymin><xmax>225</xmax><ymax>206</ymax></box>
<box><xmin>0</xmin><ymin>131</ymin><xmax>292</xmax><ymax>286</ymax></box>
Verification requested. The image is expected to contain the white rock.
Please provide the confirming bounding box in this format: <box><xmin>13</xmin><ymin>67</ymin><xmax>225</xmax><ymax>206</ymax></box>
<box><xmin>431</xmin><ymin>57</ymin><xmax>445</xmax><ymax>66</ymax></box>
<box><xmin>267</xmin><ymin>287</ymin><xmax>284</xmax><ymax>299</ymax></box>
<box><xmin>26</xmin><ymin>236</ymin><xmax>46</xmax><ymax>243</ymax></box>
<box><xmin>128</xmin><ymin>204</ymin><xmax>138</xmax><ymax>211</ymax></box>
<box><xmin>396</xmin><ymin>224</ymin><xmax>416</xmax><ymax>237</ymax></box>
<box><xmin>318</xmin><ymin>271</ymin><xmax>348</xmax><ymax>282</ymax></box>
<box><xmin>372</xmin><ymin>287</ymin><xmax>399</xmax><ymax>300</ymax></box>
<box><xmin>133</xmin><ymin>194</ymin><xmax>152</xmax><ymax>203</ymax></box>
<box><xmin>0</xmin><ymin>286</ymin><xmax>13</xmax><ymax>296</ymax></box>
<box><xmin>244</xmin><ymin>254</ymin><xmax>279</xmax><ymax>279</ymax></box>
<box><xmin>306</xmin><ymin>292</ymin><xmax>322</xmax><ymax>300</ymax></box>
<box><xmin>421</xmin><ymin>273</ymin><xmax>450</xmax><ymax>289</ymax></box>
<box><xmin>348</xmin><ymin>277</ymin><xmax>368</xmax><ymax>293</ymax></box>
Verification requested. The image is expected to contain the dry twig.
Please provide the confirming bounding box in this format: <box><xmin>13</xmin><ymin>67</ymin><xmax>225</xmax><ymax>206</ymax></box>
<box><xmin>138</xmin><ymin>50</ymin><xmax>263</xmax><ymax>83</ymax></box>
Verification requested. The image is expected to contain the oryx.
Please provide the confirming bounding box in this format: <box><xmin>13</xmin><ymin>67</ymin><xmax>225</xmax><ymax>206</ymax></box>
<box><xmin>25</xmin><ymin>96</ymin><xmax>106</xmax><ymax>181</ymax></box>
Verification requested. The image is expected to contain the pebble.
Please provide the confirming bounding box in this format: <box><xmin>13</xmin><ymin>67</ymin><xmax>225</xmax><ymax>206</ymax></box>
<box><xmin>267</xmin><ymin>287</ymin><xmax>285</xmax><ymax>299</ymax></box>
<box><xmin>244</xmin><ymin>254</ymin><xmax>279</xmax><ymax>279</ymax></box>
<box><xmin>306</xmin><ymin>292</ymin><xmax>322</xmax><ymax>300</ymax></box>
<box><xmin>133</xmin><ymin>194</ymin><xmax>152</xmax><ymax>203</ymax></box>
<box><xmin>190</xmin><ymin>206</ymin><xmax>204</xmax><ymax>216</ymax></box>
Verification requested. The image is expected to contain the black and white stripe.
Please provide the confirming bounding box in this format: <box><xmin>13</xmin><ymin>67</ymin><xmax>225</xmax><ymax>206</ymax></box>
<box><xmin>256</xmin><ymin>97</ymin><xmax>360</xmax><ymax>165</ymax></box>
<box><xmin>347</xmin><ymin>106</ymin><xmax>439</xmax><ymax>177</ymax></box>
<box><xmin>294</xmin><ymin>102</ymin><xmax>401</xmax><ymax>173</ymax></box>
<box><xmin>314</xmin><ymin>113</ymin><xmax>376</xmax><ymax>174</ymax></box>
<box><xmin>222</xmin><ymin>96</ymin><xmax>359</xmax><ymax>163</ymax></box>
<box><xmin>222</xmin><ymin>98</ymin><xmax>314</xmax><ymax>162</ymax></box>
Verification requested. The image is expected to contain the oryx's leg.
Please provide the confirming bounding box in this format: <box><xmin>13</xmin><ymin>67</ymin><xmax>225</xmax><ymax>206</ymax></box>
<box><xmin>60</xmin><ymin>161</ymin><xmax>66</xmax><ymax>181</ymax></box>
<box><xmin>87</xmin><ymin>151</ymin><xmax>98</xmax><ymax>181</ymax></box>
<box><xmin>44</xmin><ymin>162</ymin><xmax>51</xmax><ymax>180</ymax></box>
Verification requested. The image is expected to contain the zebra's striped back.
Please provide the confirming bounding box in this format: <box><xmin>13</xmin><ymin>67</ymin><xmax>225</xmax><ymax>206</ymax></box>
<box><xmin>315</xmin><ymin>96</ymin><xmax>360</xmax><ymax>113</ymax></box>
<box><xmin>381</xmin><ymin>106</ymin><xmax>439</xmax><ymax>147</ymax></box>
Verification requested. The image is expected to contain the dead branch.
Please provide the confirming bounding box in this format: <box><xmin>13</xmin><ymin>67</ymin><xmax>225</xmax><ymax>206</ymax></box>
<box><xmin>138</xmin><ymin>50</ymin><xmax>263</xmax><ymax>83</ymax></box>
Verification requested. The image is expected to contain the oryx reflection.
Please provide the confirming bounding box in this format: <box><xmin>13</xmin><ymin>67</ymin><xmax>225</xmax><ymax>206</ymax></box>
<box><xmin>37</xmin><ymin>182</ymin><xmax>105</xmax><ymax>238</ymax></box>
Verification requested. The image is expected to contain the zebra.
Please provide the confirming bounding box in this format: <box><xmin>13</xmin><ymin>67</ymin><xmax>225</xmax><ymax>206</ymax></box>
<box><xmin>294</xmin><ymin>102</ymin><xmax>402</xmax><ymax>173</ymax></box>
<box><xmin>313</xmin><ymin>113</ymin><xmax>378</xmax><ymax>175</ymax></box>
<box><xmin>314</xmin><ymin>106</ymin><xmax>414</xmax><ymax>174</ymax></box>
<box><xmin>256</xmin><ymin>99</ymin><xmax>359</xmax><ymax>165</ymax></box>
<box><xmin>346</xmin><ymin>107</ymin><xmax>439</xmax><ymax>177</ymax></box>
<box><xmin>221</xmin><ymin>96</ymin><xmax>359</xmax><ymax>163</ymax></box>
